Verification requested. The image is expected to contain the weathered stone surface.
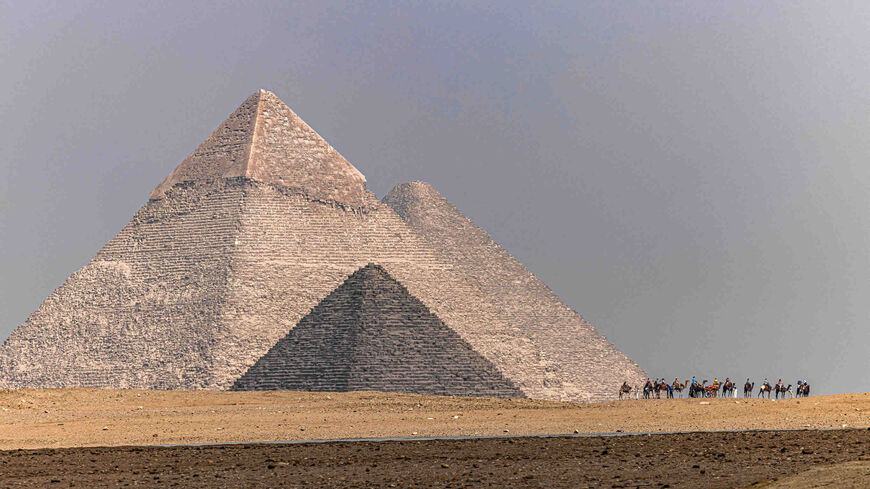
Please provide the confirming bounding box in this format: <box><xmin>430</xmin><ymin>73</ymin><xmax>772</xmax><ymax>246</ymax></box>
<box><xmin>0</xmin><ymin>178</ymin><xmax>551</xmax><ymax>394</ymax></box>
<box><xmin>232</xmin><ymin>264</ymin><xmax>524</xmax><ymax>398</ymax></box>
<box><xmin>383</xmin><ymin>181</ymin><xmax>646</xmax><ymax>401</ymax></box>
<box><xmin>150</xmin><ymin>90</ymin><xmax>369</xmax><ymax>206</ymax></box>
<box><xmin>0</xmin><ymin>91</ymin><xmax>645</xmax><ymax>401</ymax></box>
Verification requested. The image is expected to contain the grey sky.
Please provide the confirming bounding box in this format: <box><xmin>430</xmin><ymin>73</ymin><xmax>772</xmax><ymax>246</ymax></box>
<box><xmin>2</xmin><ymin>1</ymin><xmax>868</xmax><ymax>395</ymax></box>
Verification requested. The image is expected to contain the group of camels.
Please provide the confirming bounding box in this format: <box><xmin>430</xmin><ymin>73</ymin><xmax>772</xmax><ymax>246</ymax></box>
<box><xmin>619</xmin><ymin>379</ymin><xmax>810</xmax><ymax>400</ymax></box>
<box><xmin>751</xmin><ymin>381</ymin><xmax>810</xmax><ymax>399</ymax></box>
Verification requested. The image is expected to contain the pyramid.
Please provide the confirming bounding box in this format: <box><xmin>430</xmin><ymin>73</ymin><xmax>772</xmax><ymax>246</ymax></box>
<box><xmin>0</xmin><ymin>90</ymin><xmax>645</xmax><ymax>401</ymax></box>
<box><xmin>231</xmin><ymin>264</ymin><xmax>524</xmax><ymax>398</ymax></box>
<box><xmin>384</xmin><ymin>182</ymin><xmax>646</xmax><ymax>400</ymax></box>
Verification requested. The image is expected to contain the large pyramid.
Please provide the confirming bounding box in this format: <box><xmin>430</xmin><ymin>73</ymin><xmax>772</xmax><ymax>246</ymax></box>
<box><xmin>0</xmin><ymin>90</ymin><xmax>645</xmax><ymax>401</ymax></box>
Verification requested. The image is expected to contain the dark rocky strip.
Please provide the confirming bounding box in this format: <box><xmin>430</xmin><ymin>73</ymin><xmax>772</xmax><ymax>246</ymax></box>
<box><xmin>2</xmin><ymin>429</ymin><xmax>869</xmax><ymax>488</ymax></box>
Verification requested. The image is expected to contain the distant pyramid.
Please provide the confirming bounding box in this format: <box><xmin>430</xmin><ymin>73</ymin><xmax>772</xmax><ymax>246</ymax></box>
<box><xmin>383</xmin><ymin>181</ymin><xmax>646</xmax><ymax>400</ymax></box>
<box><xmin>0</xmin><ymin>90</ymin><xmax>645</xmax><ymax>400</ymax></box>
<box><xmin>232</xmin><ymin>264</ymin><xmax>524</xmax><ymax>397</ymax></box>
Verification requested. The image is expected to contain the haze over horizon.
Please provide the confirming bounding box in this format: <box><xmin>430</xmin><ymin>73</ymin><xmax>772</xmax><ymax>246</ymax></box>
<box><xmin>2</xmin><ymin>1</ymin><xmax>869</xmax><ymax>396</ymax></box>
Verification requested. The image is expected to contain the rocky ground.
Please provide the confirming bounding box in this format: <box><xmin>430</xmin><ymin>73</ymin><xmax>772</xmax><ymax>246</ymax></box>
<box><xmin>2</xmin><ymin>429</ymin><xmax>870</xmax><ymax>488</ymax></box>
<box><xmin>747</xmin><ymin>460</ymin><xmax>870</xmax><ymax>488</ymax></box>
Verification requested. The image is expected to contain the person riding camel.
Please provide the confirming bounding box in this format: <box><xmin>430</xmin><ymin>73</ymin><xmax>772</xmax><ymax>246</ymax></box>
<box><xmin>763</xmin><ymin>378</ymin><xmax>770</xmax><ymax>388</ymax></box>
<box><xmin>777</xmin><ymin>379</ymin><xmax>783</xmax><ymax>389</ymax></box>
<box><xmin>692</xmin><ymin>376</ymin><xmax>696</xmax><ymax>384</ymax></box>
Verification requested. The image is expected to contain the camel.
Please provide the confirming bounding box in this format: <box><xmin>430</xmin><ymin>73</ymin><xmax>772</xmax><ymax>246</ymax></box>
<box><xmin>619</xmin><ymin>382</ymin><xmax>632</xmax><ymax>400</ymax></box>
<box><xmin>654</xmin><ymin>379</ymin><xmax>671</xmax><ymax>399</ymax></box>
<box><xmin>758</xmin><ymin>383</ymin><xmax>773</xmax><ymax>398</ymax></box>
<box><xmin>796</xmin><ymin>383</ymin><xmax>810</xmax><ymax>397</ymax></box>
<box><xmin>744</xmin><ymin>381</ymin><xmax>754</xmax><ymax>398</ymax></box>
<box><xmin>689</xmin><ymin>381</ymin><xmax>706</xmax><ymax>398</ymax></box>
<box><xmin>705</xmin><ymin>381</ymin><xmax>720</xmax><ymax>398</ymax></box>
<box><xmin>775</xmin><ymin>384</ymin><xmax>792</xmax><ymax>399</ymax></box>
<box><xmin>722</xmin><ymin>380</ymin><xmax>735</xmax><ymax>398</ymax></box>
<box><xmin>672</xmin><ymin>379</ymin><xmax>685</xmax><ymax>398</ymax></box>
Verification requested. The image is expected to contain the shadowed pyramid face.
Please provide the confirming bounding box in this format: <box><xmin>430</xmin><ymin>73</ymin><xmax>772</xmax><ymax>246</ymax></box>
<box><xmin>232</xmin><ymin>264</ymin><xmax>525</xmax><ymax>398</ymax></box>
<box><xmin>0</xmin><ymin>91</ymin><xmax>646</xmax><ymax>401</ymax></box>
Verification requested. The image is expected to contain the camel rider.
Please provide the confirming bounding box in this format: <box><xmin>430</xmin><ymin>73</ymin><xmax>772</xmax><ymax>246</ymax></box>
<box><xmin>797</xmin><ymin>379</ymin><xmax>803</xmax><ymax>387</ymax></box>
<box><xmin>692</xmin><ymin>376</ymin><xmax>696</xmax><ymax>384</ymax></box>
<box><xmin>714</xmin><ymin>378</ymin><xmax>718</xmax><ymax>385</ymax></box>
<box><xmin>777</xmin><ymin>379</ymin><xmax>783</xmax><ymax>389</ymax></box>
<box><xmin>764</xmin><ymin>378</ymin><xmax>770</xmax><ymax>388</ymax></box>
<box><xmin>725</xmin><ymin>377</ymin><xmax>730</xmax><ymax>384</ymax></box>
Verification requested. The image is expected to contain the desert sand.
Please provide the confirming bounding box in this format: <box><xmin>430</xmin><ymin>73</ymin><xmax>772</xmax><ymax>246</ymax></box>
<box><xmin>2</xmin><ymin>389</ymin><xmax>869</xmax><ymax>450</ymax></box>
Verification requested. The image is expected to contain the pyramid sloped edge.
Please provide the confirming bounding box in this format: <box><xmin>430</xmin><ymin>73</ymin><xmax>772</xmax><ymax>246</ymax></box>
<box><xmin>383</xmin><ymin>181</ymin><xmax>647</xmax><ymax>401</ymax></box>
<box><xmin>150</xmin><ymin>92</ymin><xmax>260</xmax><ymax>199</ymax></box>
<box><xmin>231</xmin><ymin>263</ymin><xmax>526</xmax><ymax>398</ymax></box>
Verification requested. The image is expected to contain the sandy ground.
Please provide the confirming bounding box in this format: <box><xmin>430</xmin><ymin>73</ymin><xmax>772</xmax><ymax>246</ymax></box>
<box><xmin>2</xmin><ymin>389</ymin><xmax>870</xmax><ymax>450</ymax></box>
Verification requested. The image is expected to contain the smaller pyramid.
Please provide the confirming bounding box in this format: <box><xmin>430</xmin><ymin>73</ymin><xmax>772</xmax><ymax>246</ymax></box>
<box><xmin>231</xmin><ymin>264</ymin><xmax>525</xmax><ymax>398</ymax></box>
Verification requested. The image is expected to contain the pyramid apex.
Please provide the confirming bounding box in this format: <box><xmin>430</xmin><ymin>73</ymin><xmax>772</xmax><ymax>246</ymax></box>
<box><xmin>151</xmin><ymin>91</ymin><xmax>369</xmax><ymax>206</ymax></box>
<box><xmin>383</xmin><ymin>181</ymin><xmax>448</xmax><ymax>208</ymax></box>
<box><xmin>353</xmin><ymin>263</ymin><xmax>391</xmax><ymax>278</ymax></box>
<box><xmin>386</xmin><ymin>181</ymin><xmax>441</xmax><ymax>198</ymax></box>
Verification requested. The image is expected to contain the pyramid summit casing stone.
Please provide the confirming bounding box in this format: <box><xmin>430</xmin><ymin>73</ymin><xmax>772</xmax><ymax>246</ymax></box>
<box><xmin>150</xmin><ymin>90</ymin><xmax>368</xmax><ymax>205</ymax></box>
<box><xmin>0</xmin><ymin>90</ymin><xmax>646</xmax><ymax>401</ymax></box>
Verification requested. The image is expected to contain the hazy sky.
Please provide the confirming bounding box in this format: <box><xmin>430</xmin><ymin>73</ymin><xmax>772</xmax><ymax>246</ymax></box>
<box><xmin>2</xmin><ymin>1</ymin><xmax>869</xmax><ymax>395</ymax></box>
